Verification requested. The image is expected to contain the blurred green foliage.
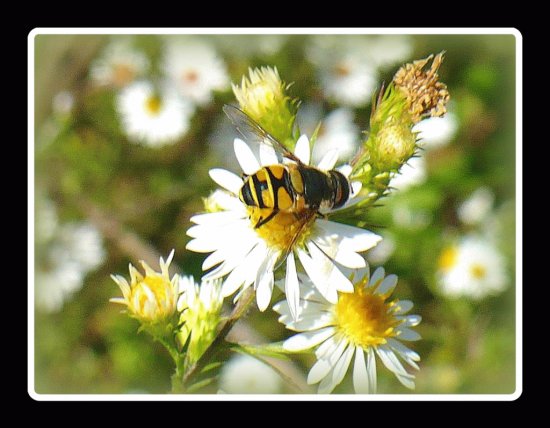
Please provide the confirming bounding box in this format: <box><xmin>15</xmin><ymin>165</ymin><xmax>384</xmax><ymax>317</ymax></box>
<box><xmin>33</xmin><ymin>33</ymin><xmax>517</xmax><ymax>395</ymax></box>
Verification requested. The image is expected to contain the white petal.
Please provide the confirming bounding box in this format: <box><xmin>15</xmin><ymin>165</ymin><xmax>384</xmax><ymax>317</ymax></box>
<box><xmin>285</xmin><ymin>253</ymin><xmax>300</xmax><ymax>320</ymax></box>
<box><xmin>209</xmin><ymin>169</ymin><xmax>243</xmax><ymax>194</ymax></box>
<box><xmin>366</xmin><ymin>347</ymin><xmax>377</xmax><ymax>393</ymax></box>
<box><xmin>283</xmin><ymin>327</ymin><xmax>335</xmax><ymax>352</ymax></box>
<box><xmin>313</xmin><ymin>237</ymin><xmax>366</xmax><ymax>269</ymax></box>
<box><xmin>353</xmin><ymin>347</ymin><xmax>370</xmax><ymax>394</ymax></box>
<box><xmin>221</xmin><ymin>243</ymin><xmax>268</xmax><ymax>297</ymax></box>
<box><xmin>259</xmin><ymin>144</ymin><xmax>278</xmax><ymax>166</ymax></box>
<box><xmin>202</xmin><ymin>236</ymin><xmax>259</xmax><ymax>279</ymax></box>
<box><xmin>393</xmin><ymin>299</ymin><xmax>413</xmax><ymax>314</ymax></box>
<box><xmin>294</xmin><ymin>135</ymin><xmax>311</xmax><ymax>165</ymax></box>
<box><xmin>308</xmin><ymin>242</ymin><xmax>354</xmax><ymax>293</ymax></box>
<box><xmin>375</xmin><ymin>274</ymin><xmax>398</xmax><ymax>296</ymax></box>
<box><xmin>315</xmin><ymin>335</ymin><xmax>340</xmax><ymax>360</ymax></box>
<box><xmin>368</xmin><ymin>266</ymin><xmax>385</xmax><ymax>288</ymax></box>
<box><xmin>376</xmin><ymin>346</ymin><xmax>416</xmax><ymax>389</ymax></box>
<box><xmin>350</xmin><ymin>181</ymin><xmax>362</xmax><ymax>197</ymax></box>
<box><xmin>255</xmin><ymin>251</ymin><xmax>279</xmax><ymax>311</ymax></box>
<box><xmin>403</xmin><ymin>314</ymin><xmax>422</xmax><ymax>327</ymax></box>
<box><xmin>336</xmin><ymin>164</ymin><xmax>352</xmax><ymax>177</ymax></box>
<box><xmin>316</xmin><ymin>219</ymin><xmax>382</xmax><ymax>252</ymax></box>
<box><xmin>397</xmin><ymin>327</ymin><xmax>422</xmax><ymax>341</ymax></box>
<box><xmin>234</xmin><ymin>138</ymin><xmax>260</xmax><ymax>175</ymax></box>
<box><xmin>317</xmin><ymin>148</ymin><xmax>339</xmax><ymax>171</ymax></box>
<box><xmin>309</xmin><ymin>337</ymin><xmax>347</xmax><ymax>384</ymax></box>
<box><xmin>190</xmin><ymin>210</ymin><xmax>244</xmax><ymax>226</ymax></box>
<box><xmin>186</xmin><ymin>237</ymin><xmax>219</xmax><ymax>253</ymax></box>
<box><xmin>387</xmin><ymin>338</ymin><xmax>420</xmax><ymax>370</ymax></box>
<box><xmin>331</xmin><ymin>344</ymin><xmax>354</xmax><ymax>387</ymax></box>
<box><xmin>281</xmin><ymin>312</ymin><xmax>334</xmax><ymax>332</ymax></box>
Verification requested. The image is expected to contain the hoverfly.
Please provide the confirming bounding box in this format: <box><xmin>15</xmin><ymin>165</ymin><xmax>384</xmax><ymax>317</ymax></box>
<box><xmin>223</xmin><ymin>104</ymin><xmax>352</xmax><ymax>230</ymax></box>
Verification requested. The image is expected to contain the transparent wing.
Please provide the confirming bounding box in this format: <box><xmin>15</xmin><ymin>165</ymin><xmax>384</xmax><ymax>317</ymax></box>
<box><xmin>223</xmin><ymin>104</ymin><xmax>302</xmax><ymax>164</ymax></box>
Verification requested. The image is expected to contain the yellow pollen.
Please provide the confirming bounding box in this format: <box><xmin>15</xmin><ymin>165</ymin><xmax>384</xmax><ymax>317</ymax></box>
<box><xmin>470</xmin><ymin>263</ymin><xmax>487</xmax><ymax>279</ymax></box>
<box><xmin>248</xmin><ymin>207</ymin><xmax>315</xmax><ymax>253</ymax></box>
<box><xmin>439</xmin><ymin>246</ymin><xmax>458</xmax><ymax>271</ymax></box>
<box><xmin>144</xmin><ymin>95</ymin><xmax>162</xmax><ymax>115</ymax></box>
<box><xmin>335</xmin><ymin>286</ymin><xmax>401</xmax><ymax>348</ymax></box>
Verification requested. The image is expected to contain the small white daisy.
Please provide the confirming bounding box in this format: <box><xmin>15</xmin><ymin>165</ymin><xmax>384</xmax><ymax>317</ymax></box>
<box><xmin>162</xmin><ymin>38</ymin><xmax>229</xmax><ymax>106</ymax></box>
<box><xmin>186</xmin><ymin>136</ymin><xmax>381</xmax><ymax>319</ymax></box>
<box><xmin>117</xmin><ymin>80</ymin><xmax>193</xmax><ymax>147</ymax></box>
<box><xmin>297</xmin><ymin>103</ymin><xmax>359</xmax><ymax>165</ymax></box>
<box><xmin>413</xmin><ymin>112</ymin><xmax>459</xmax><ymax>150</ymax></box>
<box><xmin>35</xmin><ymin>262</ymin><xmax>84</xmax><ymax>313</ymax></box>
<box><xmin>437</xmin><ymin>234</ymin><xmax>508</xmax><ymax>299</ymax></box>
<box><xmin>274</xmin><ymin>265</ymin><xmax>421</xmax><ymax>394</ymax></box>
<box><xmin>90</xmin><ymin>38</ymin><xmax>149</xmax><ymax>88</ymax></box>
<box><xmin>363</xmin><ymin>35</ymin><xmax>414</xmax><ymax>69</ymax></box>
<box><xmin>390</xmin><ymin>155</ymin><xmax>427</xmax><ymax>192</ymax></box>
<box><xmin>52</xmin><ymin>91</ymin><xmax>75</xmax><ymax>117</ymax></box>
<box><xmin>219</xmin><ymin>353</ymin><xmax>283</xmax><ymax>394</ymax></box>
<box><xmin>307</xmin><ymin>36</ymin><xmax>379</xmax><ymax>107</ymax></box>
<box><xmin>457</xmin><ymin>187</ymin><xmax>495</xmax><ymax>226</ymax></box>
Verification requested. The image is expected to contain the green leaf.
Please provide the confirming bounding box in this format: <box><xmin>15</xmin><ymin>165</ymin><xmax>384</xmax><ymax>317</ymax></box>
<box><xmin>231</xmin><ymin>342</ymin><xmax>292</xmax><ymax>360</ymax></box>
<box><xmin>186</xmin><ymin>376</ymin><xmax>217</xmax><ymax>393</ymax></box>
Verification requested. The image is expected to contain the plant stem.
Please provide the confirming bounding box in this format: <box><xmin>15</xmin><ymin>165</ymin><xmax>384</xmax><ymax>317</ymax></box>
<box><xmin>181</xmin><ymin>287</ymin><xmax>256</xmax><ymax>388</ymax></box>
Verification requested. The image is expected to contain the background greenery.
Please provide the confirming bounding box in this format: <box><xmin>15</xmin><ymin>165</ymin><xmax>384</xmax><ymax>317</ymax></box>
<box><xmin>33</xmin><ymin>33</ymin><xmax>517</xmax><ymax>394</ymax></box>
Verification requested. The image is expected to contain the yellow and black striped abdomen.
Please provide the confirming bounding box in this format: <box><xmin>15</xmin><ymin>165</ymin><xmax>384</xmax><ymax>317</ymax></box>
<box><xmin>239</xmin><ymin>165</ymin><xmax>296</xmax><ymax>211</ymax></box>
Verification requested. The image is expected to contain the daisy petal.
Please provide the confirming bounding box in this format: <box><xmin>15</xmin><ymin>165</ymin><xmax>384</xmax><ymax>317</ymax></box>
<box><xmin>336</xmin><ymin>164</ymin><xmax>352</xmax><ymax>177</ymax></box>
<box><xmin>375</xmin><ymin>274</ymin><xmax>398</xmax><ymax>296</ymax></box>
<box><xmin>353</xmin><ymin>347</ymin><xmax>370</xmax><ymax>394</ymax></box>
<box><xmin>294</xmin><ymin>135</ymin><xmax>311</xmax><ymax>164</ymax></box>
<box><xmin>317</xmin><ymin>148</ymin><xmax>339</xmax><ymax>171</ymax></box>
<box><xmin>283</xmin><ymin>327</ymin><xmax>335</xmax><ymax>352</ymax></box>
<box><xmin>285</xmin><ymin>253</ymin><xmax>300</xmax><ymax>320</ymax></box>
<box><xmin>316</xmin><ymin>220</ymin><xmax>382</xmax><ymax>253</ymax></box>
<box><xmin>234</xmin><ymin>138</ymin><xmax>260</xmax><ymax>175</ymax></box>
<box><xmin>403</xmin><ymin>314</ymin><xmax>422</xmax><ymax>327</ymax></box>
<box><xmin>255</xmin><ymin>251</ymin><xmax>278</xmax><ymax>311</ymax></box>
<box><xmin>397</xmin><ymin>327</ymin><xmax>422</xmax><ymax>341</ymax></box>
<box><xmin>221</xmin><ymin>242</ymin><xmax>268</xmax><ymax>297</ymax></box>
<box><xmin>309</xmin><ymin>338</ymin><xmax>347</xmax><ymax>384</ymax></box>
<box><xmin>366</xmin><ymin>347</ymin><xmax>377</xmax><ymax>393</ymax></box>
<box><xmin>387</xmin><ymin>338</ymin><xmax>420</xmax><ymax>370</ymax></box>
<box><xmin>331</xmin><ymin>344</ymin><xmax>354</xmax><ymax>387</ymax></box>
<box><xmin>259</xmin><ymin>144</ymin><xmax>278</xmax><ymax>166</ymax></box>
<box><xmin>209</xmin><ymin>169</ymin><xmax>243</xmax><ymax>194</ymax></box>
<box><xmin>281</xmin><ymin>312</ymin><xmax>334</xmax><ymax>332</ymax></box>
<box><xmin>393</xmin><ymin>299</ymin><xmax>414</xmax><ymax>314</ymax></box>
<box><xmin>190</xmin><ymin>210</ymin><xmax>244</xmax><ymax>226</ymax></box>
<box><xmin>369</xmin><ymin>267</ymin><xmax>385</xmax><ymax>288</ymax></box>
<box><xmin>376</xmin><ymin>346</ymin><xmax>416</xmax><ymax>389</ymax></box>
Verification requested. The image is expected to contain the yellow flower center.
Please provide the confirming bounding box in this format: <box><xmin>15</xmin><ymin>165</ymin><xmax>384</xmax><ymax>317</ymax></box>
<box><xmin>334</xmin><ymin>285</ymin><xmax>401</xmax><ymax>348</ymax></box>
<box><xmin>131</xmin><ymin>275</ymin><xmax>173</xmax><ymax>321</ymax></box>
<box><xmin>470</xmin><ymin>263</ymin><xmax>487</xmax><ymax>279</ymax></box>
<box><xmin>248</xmin><ymin>207</ymin><xmax>315</xmax><ymax>253</ymax></box>
<box><xmin>439</xmin><ymin>246</ymin><xmax>458</xmax><ymax>271</ymax></box>
<box><xmin>113</xmin><ymin>64</ymin><xmax>135</xmax><ymax>86</ymax></box>
<box><xmin>144</xmin><ymin>95</ymin><xmax>162</xmax><ymax>116</ymax></box>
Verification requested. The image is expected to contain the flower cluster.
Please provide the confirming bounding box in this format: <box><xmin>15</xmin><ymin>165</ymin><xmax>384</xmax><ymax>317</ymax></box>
<box><xmin>109</xmin><ymin>52</ymin><xmax>452</xmax><ymax>394</ymax></box>
<box><xmin>91</xmin><ymin>36</ymin><xmax>230</xmax><ymax>147</ymax></box>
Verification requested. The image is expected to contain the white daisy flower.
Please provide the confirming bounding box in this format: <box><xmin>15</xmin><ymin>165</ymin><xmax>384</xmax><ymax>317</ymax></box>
<box><xmin>390</xmin><ymin>155</ymin><xmax>427</xmax><ymax>192</ymax></box>
<box><xmin>214</xmin><ymin>34</ymin><xmax>288</xmax><ymax>58</ymax></box>
<box><xmin>35</xmin><ymin>220</ymin><xmax>105</xmax><ymax>313</ymax></box>
<box><xmin>90</xmin><ymin>38</ymin><xmax>149</xmax><ymax>88</ymax></box>
<box><xmin>297</xmin><ymin>103</ymin><xmax>360</xmax><ymax>165</ymax></box>
<box><xmin>162</xmin><ymin>38</ymin><xmax>229</xmax><ymax>106</ymax></box>
<box><xmin>307</xmin><ymin>36</ymin><xmax>379</xmax><ymax>107</ymax></box>
<box><xmin>437</xmin><ymin>234</ymin><xmax>508</xmax><ymax>299</ymax></box>
<box><xmin>274</xmin><ymin>265</ymin><xmax>421</xmax><ymax>394</ymax></box>
<box><xmin>457</xmin><ymin>187</ymin><xmax>495</xmax><ymax>226</ymax></box>
<box><xmin>413</xmin><ymin>112</ymin><xmax>459</xmax><ymax>150</ymax></box>
<box><xmin>363</xmin><ymin>35</ymin><xmax>414</xmax><ymax>69</ymax></box>
<box><xmin>219</xmin><ymin>353</ymin><xmax>283</xmax><ymax>394</ymax></box>
<box><xmin>117</xmin><ymin>80</ymin><xmax>193</xmax><ymax>147</ymax></box>
<box><xmin>52</xmin><ymin>91</ymin><xmax>74</xmax><ymax>117</ymax></box>
<box><xmin>186</xmin><ymin>136</ymin><xmax>381</xmax><ymax>319</ymax></box>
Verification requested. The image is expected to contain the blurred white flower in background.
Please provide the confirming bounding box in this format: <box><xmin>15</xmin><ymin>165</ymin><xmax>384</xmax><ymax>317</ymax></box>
<box><xmin>35</xmin><ymin>198</ymin><xmax>106</xmax><ymax>313</ymax></box>
<box><xmin>363</xmin><ymin>35</ymin><xmax>413</xmax><ymax>69</ymax></box>
<box><xmin>52</xmin><ymin>91</ymin><xmax>75</xmax><ymax>117</ymax></box>
<box><xmin>366</xmin><ymin>234</ymin><xmax>396</xmax><ymax>265</ymax></box>
<box><xmin>90</xmin><ymin>38</ymin><xmax>149</xmax><ymax>88</ymax></box>
<box><xmin>117</xmin><ymin>80</ymin><xmax>193</xmax><ymax>147</ymax></box>
<box><xmin>437</xmin><ymin>234</ymin><xmax>508</xmax><ymax>300</ymax></box>
<box><xmin>457</xmin><ymin>186</ymin><xmax>495</xmax><ymax>226</ymax></box>
<box><xmin>162</xmin><ymin>37</ymin><xmax>230</xmax><ymax>106</ymax></box>
<box><xmin>390</xmin><ymin>155</ymin><xmax>427</xmax><ymax>192</ymax></box>
<box><xmin>214</xmin><ymin>34</ymin><xmax>288</xmax><ymax>58</ymax></box>
<box><xmin>413</xmin><ymin>112</ymin><xmax>459</xmax><ymax>150</ymax></box>
<box><xmin>219</xmin><ymin>354</ymin><xmax>282</xmax><ymax>394</ymax></box>
<box><xmin>297</xmin><ymin>103</ymin><xmax>360</xmax><ymax>165</ymax></box>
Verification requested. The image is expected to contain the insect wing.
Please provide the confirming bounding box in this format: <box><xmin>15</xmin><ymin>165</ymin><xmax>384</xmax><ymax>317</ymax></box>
<box><xmin>223</xmin><ymin>104</ymin><xmax>302</xmax><ymax>164</ymax></box>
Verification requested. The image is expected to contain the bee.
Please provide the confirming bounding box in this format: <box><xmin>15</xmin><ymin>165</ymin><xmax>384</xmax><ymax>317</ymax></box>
<box><xmin>223</xmin><ymin>105</ymin><xmax>351</xmax><ymax>230</ymax></box>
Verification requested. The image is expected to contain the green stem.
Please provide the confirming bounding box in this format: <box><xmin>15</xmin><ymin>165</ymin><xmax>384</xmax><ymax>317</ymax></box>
<box><xmin>181</xmin><ymin>287</ymin><xmax>255</xmax><ymax>388</ymax></box>
<box><xmin>151</xmin><ymin>330</ymin><xmax>186</xmax><ymax>393</ymax></box>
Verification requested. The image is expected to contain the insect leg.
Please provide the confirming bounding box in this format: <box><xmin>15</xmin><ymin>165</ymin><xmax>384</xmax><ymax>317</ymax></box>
<box><xmin>255</xmin><ymin>209</ymin><xmax>279</xmax><ymax>229</ymax></box>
